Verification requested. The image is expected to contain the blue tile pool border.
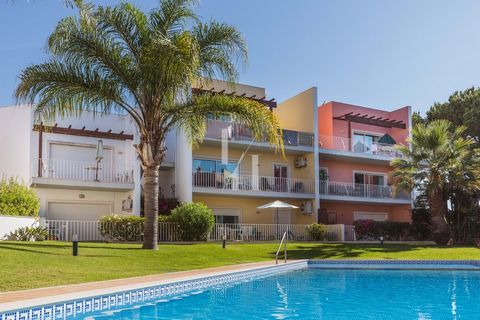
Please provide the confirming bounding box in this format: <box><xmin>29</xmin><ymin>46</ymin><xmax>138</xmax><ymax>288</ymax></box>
<box><xmin>3</xmin><ymin>259</ymin><xmax>480</xmax><ymax>320</ymax></box>
<box><xmin>308</xmin><ymin>259</ymin><xmax>480</xmax><ymax>270</ymax></box>
<box><xmin>0</xmin><ymin>261</ymin><xmax>307</xmax><ymax>320</ymax></box>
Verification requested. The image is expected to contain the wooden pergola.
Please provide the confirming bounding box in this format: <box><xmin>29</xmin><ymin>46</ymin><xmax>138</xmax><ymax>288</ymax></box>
<box><xmin>33</xmin><ymin>123</ymin><xmax>133</xmax><ymax>177</ymax></box>
<box><xmin>333</xmin><ymin>112</ymin><xmax>406</xmax><ymax>139</ymax></box>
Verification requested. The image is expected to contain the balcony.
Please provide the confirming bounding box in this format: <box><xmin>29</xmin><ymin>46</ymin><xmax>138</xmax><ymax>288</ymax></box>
<box><xmin>319</xmin><ymin>180</ymin><xmax>411</xmax><ymax>204</ymax></box>
<box><xmin>204</xmin><ymin>119</ymin><xmax>315</xmax><ymax>153</ymax></box>
<box><xmin>192</xmin><ymin>172</ymin><xmax>315</xmax><ymax>198</ymax></box>
<box><xmin>318</xmin><ymin>135</ymin><xmax>404</xmax><ymax>161</ymax></box>
<box><xmin>31</xmin><ymin>159</ymin><xmax>135</xmax><ymax>191</ymax></box>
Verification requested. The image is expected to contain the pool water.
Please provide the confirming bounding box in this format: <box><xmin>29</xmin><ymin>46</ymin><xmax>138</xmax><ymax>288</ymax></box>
<box><xmin>81</xmin><ymin>268</ymin><xmax>480</xmax><ymax>320</ymax></box>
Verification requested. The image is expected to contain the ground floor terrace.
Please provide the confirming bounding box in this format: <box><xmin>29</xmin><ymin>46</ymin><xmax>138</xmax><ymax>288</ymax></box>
<box><xmin>318</xmin><ymin>201</ymin><xmax>411</xmax><ymax>225</ymax></box>
<box><xmin>192</xmin><ymin>194</ymin><xmax>316</xmax><ymax>225</ymax></box>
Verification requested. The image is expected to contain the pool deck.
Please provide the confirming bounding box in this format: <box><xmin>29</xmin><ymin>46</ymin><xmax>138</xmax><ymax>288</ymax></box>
<box><xmin>0</xmin><ymin>260</ymin><xmax>303</xmax><ymax>312</ymax></box>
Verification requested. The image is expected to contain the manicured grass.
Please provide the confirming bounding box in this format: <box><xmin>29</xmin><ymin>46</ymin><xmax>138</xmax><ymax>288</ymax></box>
<box><xmin>1</xmin><ymin>241</ymin><xmax>480</xmax><ymax>292</ymax></box>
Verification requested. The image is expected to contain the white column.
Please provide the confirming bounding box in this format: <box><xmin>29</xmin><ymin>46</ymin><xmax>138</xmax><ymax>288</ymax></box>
<box><xmin>312</xmin><ymin>87</ymin><xmax>321</xmax><ymax>223</ymax></box>
<box><xmin>175</xmin><ymin>128</ymin><xmax>192</xmax><ymax>202</ymax></box>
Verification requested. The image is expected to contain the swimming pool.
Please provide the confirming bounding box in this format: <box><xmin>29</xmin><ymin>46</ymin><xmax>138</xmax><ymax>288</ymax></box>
<box><xmin>2</xmin><ymin>260</ymin><xmax>480</xmax><ymax>319</ymax></box>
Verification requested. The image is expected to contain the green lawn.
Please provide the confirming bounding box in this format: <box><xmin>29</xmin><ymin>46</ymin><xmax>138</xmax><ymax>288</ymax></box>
<box><xmin>1</xmin><ymin>241</ymin><xmax>480</xmax><ymax>292</ymax></box>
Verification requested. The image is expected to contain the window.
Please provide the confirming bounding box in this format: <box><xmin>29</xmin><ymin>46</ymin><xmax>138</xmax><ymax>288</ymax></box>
<box><xmin>215</xmin><ymin>215</ymin><xmax>239</xmax><ymax>224</ymax></box>
<box><xmin>354</xmin><ymin>172</ymin><xmax>385</xmax><ymax>185</ymax></box>
<box><xmin>354</xmin><ymin>212</ymin><xmax>388</xmax><ymax>221</ymax></box>
<box><xmin>212</xmin><ymin>208</ymin><xmax>241</xmax><ymax>224</ymax></box>
<box><xmin>193</xmin><ymin>159</ymin><xmax>238</xmax><ymax>173</ymax></box>
<box><xmin>353</xmin><ymin>133</ymin><xmax>381</xmax><ymax>153</ymax></box>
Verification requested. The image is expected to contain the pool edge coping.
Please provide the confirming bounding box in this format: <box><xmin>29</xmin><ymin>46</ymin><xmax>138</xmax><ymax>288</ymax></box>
<box><xmin>0</xmin><ymin>260</ymin><xmax>307</xmax><ymax>313</ymax></box>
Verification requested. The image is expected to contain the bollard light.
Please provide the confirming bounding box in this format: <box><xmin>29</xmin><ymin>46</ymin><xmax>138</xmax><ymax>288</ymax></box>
<box><xmin>380</xmin><ymin>236</ymin><xmax>384</xmax><ymax>247</ymax></box>
<box><xmin>222</xmin><ymin>235</ymin><xmax>226</xmax><ymax>249</ymax></box>
<box><xmin>72</xmin><ymin>234</ymin><xmax>79</xmax><ymax>256</ymax></box>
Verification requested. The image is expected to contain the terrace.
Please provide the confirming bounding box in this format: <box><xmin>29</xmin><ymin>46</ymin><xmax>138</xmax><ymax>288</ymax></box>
<box><xmin>192</xmin><ymin>172</ymin><xmax>315</xmax><ymax>198</ymax></box>
<box><xmin>204</xmin><ymin>119</ymin><xmax>315</xmax><ymax>153</ymax></box>
<box><xmin>31</xmin><ymin>158</ymin><xmax>135</xmax><ymax>191</ymax></box>
<box><xmin>319</xmin><ymin>180</ymin><xmax>411</xmax><ymax>204</ymax></box>
<box><xmin>318</xmin><ymin>134</ymin><xmax>404</xmax><ymax>159</ymax></box>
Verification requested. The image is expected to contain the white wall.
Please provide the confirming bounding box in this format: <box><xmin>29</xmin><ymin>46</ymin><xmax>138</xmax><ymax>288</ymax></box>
<box><xmin>0</xmin><ymin>105</ymin><xmax>32</xmax><ymax>182</ymax></box>
<box><xmin>0</xmin><ymin>215</ymin><xmax>38</xmax><ymax>239</ymax></box>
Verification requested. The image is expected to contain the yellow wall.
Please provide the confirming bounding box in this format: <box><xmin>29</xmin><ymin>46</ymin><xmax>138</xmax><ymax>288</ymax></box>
<box><xmin>193</xmin><ymin>145</ymin><xmax>315</xmax><ymax>180</ymax></box>
<box><xmin>275</xmin><ymin>88</ymin><xmax>317</xmax><ymax>133</ymax></box>
<box><xmin>193</xmin><ymin>194</ymin><xmax>315</xmax><ymax>224</ymax></box>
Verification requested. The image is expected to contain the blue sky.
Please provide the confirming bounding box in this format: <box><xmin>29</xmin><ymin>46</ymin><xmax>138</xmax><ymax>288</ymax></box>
<box><xmin>1</xmin><ymin>0</ymin><xmax>480</xmax><ymax>114</ymax></box>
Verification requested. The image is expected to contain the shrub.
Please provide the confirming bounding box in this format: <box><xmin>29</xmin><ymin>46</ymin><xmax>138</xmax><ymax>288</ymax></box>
<box><xmin>169</xmin><ymin>202</ymin><xmax>214</xmax><ymax>241</ymax></box>
<box><xmin>7</xmin><ymin>226</ymin><xmax>48</xmax><ymax>241</ymax></box>
<box><xmin>306</xmin><ymin>223</ymin><xmax>326</xmax><ymax>241</ymax></box>
<box><xmin>354</xmin><ymin>220</ymin><xmax>410</xmax><ymax>240</ymax></box>
<box><xmin>99</xmin><ymin>215</ymin><xmax>145</xmax><ymax>241</ymax></box>
<box><xmin>0</xmin><ymin>178</ymin><xmax>40</xmax><ymax>217</ymax></box>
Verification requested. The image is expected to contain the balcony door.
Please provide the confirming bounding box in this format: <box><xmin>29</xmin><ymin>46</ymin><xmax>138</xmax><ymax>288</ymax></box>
<box><xmin>273</xmin><ymin>164</ymin><xmax>288</xmax><ymax>192</ymax></box>
<box><xmin>192</xmin><ymin>158</ymin><xmax>239</xmax><ymax>188</ymax></box>
<box><xmin>354</xmin><ymin>172</ymin><xmax>386</xmax><ymax>197</ymax></box>
<box><xmin>353</xmin><ymin>133</ymin><xmax>381</xmax><ymax>154</ymax></box>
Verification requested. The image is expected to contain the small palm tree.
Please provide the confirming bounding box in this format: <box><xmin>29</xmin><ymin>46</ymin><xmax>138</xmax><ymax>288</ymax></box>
<box><xmin>391</xmin><ymin>120</ymin><xmax>480</xmax><ymax>245</ymax></box>
<box><xmin>15</xmin><ymin>0</ymin><xmax>283</xmax><ymax>249</ymax></box>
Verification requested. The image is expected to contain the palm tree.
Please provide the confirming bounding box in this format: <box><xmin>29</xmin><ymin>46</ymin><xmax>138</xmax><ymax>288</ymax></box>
<box><xmin>391</xmin><ymin>120</ymin><xmax>480</xmax><ymax>245</ymax></box>
<box><xmin>15</xmin><ymin>0</ymin><xmax>283</xmax><ymax>249</ymax></box>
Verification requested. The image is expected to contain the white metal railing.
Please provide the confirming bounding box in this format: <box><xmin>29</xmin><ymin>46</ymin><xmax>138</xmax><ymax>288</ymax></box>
<box><xmin>43</xmin><ymin>220</ymin><xmax>181</xmax><ymax>242</ymax></box>
<box><xmin>192</xmin><ymin>172</ymin><xmax>315</xmax><ymax>194</ymax></box>
<box><xmin>319</xmin><ymin>180</ymin><xmax>410</xmax><ymax>200</ymax></box>
<box><xmin>32</xmin><ymin>159</ymin><xmax>134</xmax><ymax>183</ymax></box>
<box><xmin>43</xmin><ymin>220</ymin><xmax>354</xmax><ymax>242</ymax></box>
<box><xmin>205</xmin><ymin>119</ymin><xmax>315</xmax><ymax>148</ymax></box>
<box><xmin>208</xmin><ymin>223</ymin><xmax>348</xmax><ymax>241</ymax></box>
<box><xmin>318</xmin><ymin>134</ymin><xmax>404</xmax><ymax>158</ymax></box>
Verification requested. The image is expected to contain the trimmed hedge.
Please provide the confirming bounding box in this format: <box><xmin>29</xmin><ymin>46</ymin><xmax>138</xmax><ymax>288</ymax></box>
<box><xmin>0</xmin><ymin>178</ymin><xmax>39</xmax><ymax>217</ymax></box>
<box><xmin>99</xmin><ymin>215</ymin><xmax>144</xmax><ymax>241</ymax></box>
<box><xmin>354</xmin><ymin>219</ymin><xmax>410</xmax><ymax>240</ymax></box>
<box><xmin>306</xmin><ymin>223</ymin><xmax>326</xmax><ymax>240</ymax></box>
<box><xmin>169</xmin><ymin>202</ymin><xmax>215</xmax><ymax>241</ymax></box>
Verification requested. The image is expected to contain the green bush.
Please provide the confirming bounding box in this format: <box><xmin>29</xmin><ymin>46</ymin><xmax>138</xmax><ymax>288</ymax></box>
<box><xmin>306</xmin><ymin>223</ymin><xmax>326</xmax><ymax>240</ymax></box>
<box><xmin>99</xmin><ymin>215</ymin><xmax>145</xmax><ymax>241</ymax></box>
<box><xmin>0</xmin><ymin>178</ymin><xmax>39</xmax><ymax>217</ymax></box>
<box><xmin>7</xmin><ymin>226</ymin><xmax>48</xmax><ymax>241</ymax></box>
<box><xmin>354</xmin><ymin>219</ymin><xmax>410</xmax><ymax>240</ymax></box>
<box><xmin>169</xmin><ymin>202</ymin><xmax>215</xmax><ymax>241</ymax></box>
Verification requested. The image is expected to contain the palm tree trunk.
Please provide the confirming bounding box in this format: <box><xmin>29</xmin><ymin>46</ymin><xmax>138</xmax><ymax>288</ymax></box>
<box><xmin>429</xmin><ymin>190</ymin><xmax>450</xmax><ymax>245</ymax></box>
<box><xmin>142</xmin><ymin>165</ymin><xmax>159</xmax><ymax>250</ymax></box>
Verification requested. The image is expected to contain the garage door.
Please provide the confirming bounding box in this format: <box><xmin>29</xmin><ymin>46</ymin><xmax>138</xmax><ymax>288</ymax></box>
<box><xmin>47</xmin><ymin>202</ymin><xmax>112</xmax><ymax>221</ymax></box>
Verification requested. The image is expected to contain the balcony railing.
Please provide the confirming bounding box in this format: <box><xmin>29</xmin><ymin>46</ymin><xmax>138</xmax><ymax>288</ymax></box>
<box><xmin>205</xmin><ymin>119</ymin><xmax>315</xmax><ymax>148</ymax></box>
<box><xmin>318</xmin><ymin>135</ymin><xmax>404</xmax><ymax>158</ymax></box>
<box><xmin>319</xmin><ymin>180</ymin><xmax>410</xmax><ymax>200</ymax></box>
<box><xmin>33</xmin><ymin>158</ymin><xmax>134</xmax><ymax>183</ymax></box>
<box><xmin>193</xmin><ymin>172</ymin><xmax>315</xmax><ymax>194</ymax></box>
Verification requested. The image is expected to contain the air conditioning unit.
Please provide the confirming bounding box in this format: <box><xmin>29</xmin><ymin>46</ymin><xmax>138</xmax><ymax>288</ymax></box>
<box><xmin>295</xmin><ymin>157</ymin><xmax>307</xmax><ymax>168</ymax></box>
<box><xmin>300</xmin><ymin>201</ymin><xmax>312</xmax><ymax>214</ymax></box>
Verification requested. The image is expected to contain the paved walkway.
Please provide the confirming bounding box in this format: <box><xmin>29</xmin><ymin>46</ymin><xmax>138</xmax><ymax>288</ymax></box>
<box><xmin>0</xmin><ymin>260</ymin><xmax>298</xmax><ymax>311</ymax></box>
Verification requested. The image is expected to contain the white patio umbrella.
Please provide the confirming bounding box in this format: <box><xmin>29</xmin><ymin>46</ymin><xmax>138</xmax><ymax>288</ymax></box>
<box><xmin>257</xmin><ymin>200</ymin><xmax>299</xmax><ymax>225</ymax></box>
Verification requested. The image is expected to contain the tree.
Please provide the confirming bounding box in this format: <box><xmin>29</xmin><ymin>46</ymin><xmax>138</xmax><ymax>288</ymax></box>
<box><xmin>427</xmin><ymin>87</ymin><xmax>480</xmax><ymax>145</ymax></box>
<box><xmin>15</xmin><ymin>0</ymin><xmax>283</xmax><ymax>249</ymax></box>
<box><xmin>426</xmin><ymin>87</ymin><xmax>480</xmax><ymax>241</ymax></box>
<box><xmin>390</xmin><ymin>120</ymin><xmax>480</xmax><ymax>245</ymax></box>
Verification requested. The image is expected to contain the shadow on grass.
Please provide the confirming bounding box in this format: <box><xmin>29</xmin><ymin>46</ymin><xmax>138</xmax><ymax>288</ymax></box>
<box><xmin>281</xmin><ymin>244</ymin><xmax>437</xmax><ymax>260</ymax></box>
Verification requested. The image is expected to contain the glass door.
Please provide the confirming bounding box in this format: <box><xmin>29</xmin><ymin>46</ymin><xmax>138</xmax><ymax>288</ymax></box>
<box><xmin>273</xmin><ymin>164</ymin><xmax>288</xmax><ymax>192</ymax></box>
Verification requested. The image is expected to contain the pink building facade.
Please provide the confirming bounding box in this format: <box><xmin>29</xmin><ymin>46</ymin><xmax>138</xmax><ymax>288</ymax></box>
<box><xmin>317</xmin><ymin>101</ymin><xmax>412</xmax><ymax>225</ymax></box>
